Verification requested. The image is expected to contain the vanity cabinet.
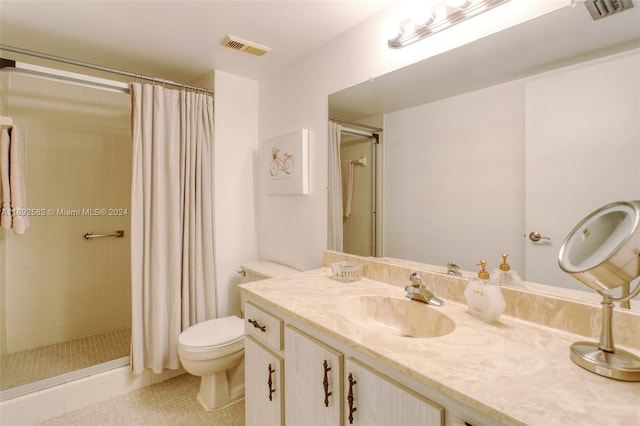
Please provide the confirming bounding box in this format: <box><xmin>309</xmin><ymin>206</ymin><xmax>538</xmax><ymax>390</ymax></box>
<box><xmin>344</xmin><ymin>358</ymin><xmax>443</xmax><ymax>425</ymax></box>
<box><xmin>245</xmin><ymin>299</ymin><xmax>445</xmax><ymax>426</ymax></box>
<box><xmin>284</xmin><ymin>326</ymin><xmax>343</xmax><ymax>424</ymax></box>
<box><xmin>241</xmin><ymin>264</ymin><xmax>640</xmax><ymax>425</ymax></box>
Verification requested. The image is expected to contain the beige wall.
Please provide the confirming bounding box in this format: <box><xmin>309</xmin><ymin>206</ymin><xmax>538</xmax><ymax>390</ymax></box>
<box><xmin>213</xmin><ymin>70</ymin><xmax>259</xmax><ymax>317</ymax></box>
<box><xmin>3</xmin><ymin>74</ymin><xmax>131</xmax><ymax>353</ymax></box>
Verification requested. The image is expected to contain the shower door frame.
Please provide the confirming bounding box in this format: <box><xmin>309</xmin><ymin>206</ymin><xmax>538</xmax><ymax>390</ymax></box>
<box><xmin>0</xmin><ymin>66</ymin><xmax>132</xmax><ymax>402</ymax></box>
<box><xmin>339</xmin><ymin>127</ymin><xmax>382</xmax><ymax>257</ymax></box>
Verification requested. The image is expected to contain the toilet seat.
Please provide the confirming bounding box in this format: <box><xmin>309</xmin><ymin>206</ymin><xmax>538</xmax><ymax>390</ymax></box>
<box><xmin>178</xmin><ymin>316</ymin><xmax>244</xmax><ymax>360</ymax></box>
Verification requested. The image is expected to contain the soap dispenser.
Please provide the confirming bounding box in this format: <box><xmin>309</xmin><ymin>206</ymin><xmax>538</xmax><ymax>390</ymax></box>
<box><xmin>464</xmin><ymin>260</ymin><xmax>506</xmax><ymax>323</ymax></box>
<box><xmin>492</xmin><ymin>253</ymin><xmax>525</xmax><ymax>289</ymax></box>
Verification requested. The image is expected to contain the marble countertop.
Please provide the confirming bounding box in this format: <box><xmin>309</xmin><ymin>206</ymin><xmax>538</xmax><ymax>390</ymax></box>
<box><xmin>239</xmin><ymin>267</ymin><xmax>640</xmax><ymax>426</ymax></box>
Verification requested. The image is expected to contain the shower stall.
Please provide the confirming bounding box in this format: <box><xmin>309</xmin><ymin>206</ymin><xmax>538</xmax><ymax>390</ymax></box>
<box><xmin>337</xmin><ymin>120</ymin><xmax>381</xmax><ymax>257</ymax></box>
<box><xmin>0</xmin><ymin>69</ymin><xmax>132</xmax><ymax>400</ymax></box>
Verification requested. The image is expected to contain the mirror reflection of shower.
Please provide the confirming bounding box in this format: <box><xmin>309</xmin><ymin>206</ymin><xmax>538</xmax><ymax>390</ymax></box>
<box><xmin>333</xmin><ymin>117</ymin><xmax>382</xmax><ymax>257</ymax></box>
<box><xmin>0</xmin><ymin>70</ymin><xmax>131</xmax><ymax>400</ymax></box>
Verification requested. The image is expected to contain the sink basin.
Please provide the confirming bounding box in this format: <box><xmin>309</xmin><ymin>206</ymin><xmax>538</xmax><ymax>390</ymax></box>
<box><xmin>339</xmin><ymin>295</ymin><xmax>455</xmax><ymax>338</ymax></box>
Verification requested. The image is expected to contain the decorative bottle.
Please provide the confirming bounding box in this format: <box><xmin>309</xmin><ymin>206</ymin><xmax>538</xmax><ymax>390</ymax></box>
<box><xmin>492</xmin><ymin>253</ymin><xmax>525</xmax><ymax>289</ymax></box>
<box><xmin>464</xmin><ymin>260</ymin><xmax>506</xmax><ymax>323</ymax></box>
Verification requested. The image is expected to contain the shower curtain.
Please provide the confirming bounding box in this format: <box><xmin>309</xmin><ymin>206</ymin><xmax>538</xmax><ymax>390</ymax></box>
<box><xmin>130</xmin><ymin>83</ymin><xmax>216</xmax><ymax>375</ymax></box>
<box><xmin>327</xmin><ymin>122</ymin><xmax>343</xmax><ymax>251</ymax></box>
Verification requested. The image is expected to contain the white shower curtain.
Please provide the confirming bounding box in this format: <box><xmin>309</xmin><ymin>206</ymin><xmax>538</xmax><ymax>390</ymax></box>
<box><xmin>327</xmin><ymin>122</ymin><xmax>343</xmax><ymax>251</ymax></box>
<box><xmin>130</xmin><ymin>83</ymin><xmax>216</xmax><ymax>375</ymax></box>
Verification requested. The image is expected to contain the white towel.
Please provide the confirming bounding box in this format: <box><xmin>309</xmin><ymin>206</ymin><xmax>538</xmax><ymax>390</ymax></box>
<box><xmin>0</xmin><ymin>126</ymin><xmax>29</xmax><ymax>234</ymax></box>
<box><xmin>0</xmin><ymin>127</ymin><xmax>11</xmax><ymax>229</ymax></box>
<box><xmin>341</xmin><ymin>160</ymin><xmax>354</xmax><ymax>218</ymax></box>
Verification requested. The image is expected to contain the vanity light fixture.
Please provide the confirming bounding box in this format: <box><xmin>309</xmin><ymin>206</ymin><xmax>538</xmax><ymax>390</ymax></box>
<box><xmin>559</xmin><ymin>200</ymin><xmax>640</xmax><ymax>382</ymax></box>
<box><xmin>386</xmin><ymin>0</ymin><xmax>511</xmax><ymax>49</ymax></box>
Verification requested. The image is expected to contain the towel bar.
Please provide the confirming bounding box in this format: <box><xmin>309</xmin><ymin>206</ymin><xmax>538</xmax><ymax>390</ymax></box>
<box><xmin>83</xmin><ymin>230</ymin><xmax>124</xmax><ymax>240</ymax></box>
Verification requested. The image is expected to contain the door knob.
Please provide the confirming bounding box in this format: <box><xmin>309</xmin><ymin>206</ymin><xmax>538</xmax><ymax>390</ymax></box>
<box><xmin>529</xmin><ymin>231</ymin><xmax>551</xmax><ymax>242</ymax></box>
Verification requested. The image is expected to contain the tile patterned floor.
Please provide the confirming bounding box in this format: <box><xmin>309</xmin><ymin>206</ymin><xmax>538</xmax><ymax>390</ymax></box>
<box><xmin>40</xmin><ymin>373</ymin><xmax>245</xmax><ymax>425</ymax></box>
<box><xmin>0</xmin><ymin>328</ymin><xmax>131</xmax><ymax>391</ymax></box>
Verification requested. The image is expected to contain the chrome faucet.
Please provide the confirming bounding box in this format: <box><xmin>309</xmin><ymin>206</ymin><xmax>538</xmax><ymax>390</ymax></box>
<box><xmin>405</xmin><ymin>272</ymin><xmax>444</xmax><ymax>306</ymax></box>
<box><xmin>447</xmin><ymin>262</ymin><xmax>462</xmax><ymax>276</ymax></box>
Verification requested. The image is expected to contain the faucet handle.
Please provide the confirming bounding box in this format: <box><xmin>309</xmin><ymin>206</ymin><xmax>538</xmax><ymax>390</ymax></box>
<box><xmin>447</xmin><ymin>262</ymin><xmax>461</xmax><ymax>276</ymax></box>
<box><xmin>409</xmin><ymin>272</ymin><xmax>422</xmax><ymax>287</ymax></box>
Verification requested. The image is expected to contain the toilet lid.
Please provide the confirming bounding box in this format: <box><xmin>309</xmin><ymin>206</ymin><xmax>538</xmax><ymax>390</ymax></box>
<box><xmin>179</xmin><ymin>316</ymin><xmax>244</xmax><ymax>348</ymax></box>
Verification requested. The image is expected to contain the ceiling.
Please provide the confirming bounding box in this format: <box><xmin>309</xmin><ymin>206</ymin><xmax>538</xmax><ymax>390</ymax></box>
<box><xmin>0</xmin><ymin>0</ymin><xmax>398</xmax><ymax>85</ymax></box>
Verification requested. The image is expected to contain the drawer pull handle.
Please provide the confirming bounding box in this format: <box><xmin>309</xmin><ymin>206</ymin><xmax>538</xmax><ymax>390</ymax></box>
<box><xmin>268</xmin><ymin>363</ymin><xmax>276</xmax><ymax>401</ymax></box>
<box><xmin>323</xmin><ymin>359</ymin><xmax>332</xmax><ymax>407</ymax></box>
<box><xmin>248</xmin><ymin>318</ymin><xmax>266</xmax><ymax>332</ymax></box>
<box><xmin>347</xmin><ymin>372</ymin><xmax>357</xmax><ymax>424</ymax></box>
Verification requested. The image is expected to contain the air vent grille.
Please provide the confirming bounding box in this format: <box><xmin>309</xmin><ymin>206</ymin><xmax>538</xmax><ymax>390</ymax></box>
<box><xmin>584</xmin><ymin>0</ymin><xmax>633</xmax><ymax>20</ymax></box>
<box><xmin>221</xmin><ymin>35</ymin><xmax>271</xmax><ymax>56</ymax></box>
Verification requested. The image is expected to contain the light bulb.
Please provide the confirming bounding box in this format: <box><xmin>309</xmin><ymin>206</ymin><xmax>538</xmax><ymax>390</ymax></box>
<box><xmin>402</xmin><ymin>20</ymin><xmax>417</xmax><ymax>37</ymax></box>
<box><xmin>432</xmin><ymin>5</ymin><xmax>449</xmax><ymax>23</ymax></box>
<box><xmin>411</xmin><ymin>5</ymin><xmax>435</xmax><ymax>27</ymax></box>
<box><xmin>446</xmin><ymin>0</ymin><xmax>471</xmax><ymax>8</ymax></box>
<box><xmin>380</xmin><ymin>19</ymin><xmax>403</xmax><ymax>41</ymax></box>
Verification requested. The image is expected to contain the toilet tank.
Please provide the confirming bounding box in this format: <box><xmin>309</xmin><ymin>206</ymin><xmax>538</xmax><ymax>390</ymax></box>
<box><xmin>240</xmin><ymin>261</ymin><xmax>299</xmax><ymax>283</ymax></box>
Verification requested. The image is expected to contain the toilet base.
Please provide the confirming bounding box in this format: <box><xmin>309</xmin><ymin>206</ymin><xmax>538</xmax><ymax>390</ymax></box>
<box><xmin>197</xmin><ymin>389</ymin><xmax>244</xmax><ymax>413</ymax></box>
<box><xmin>196</xmin><ymin>360</ymin><xmax>245</xmax><ymax>411</ymax></box>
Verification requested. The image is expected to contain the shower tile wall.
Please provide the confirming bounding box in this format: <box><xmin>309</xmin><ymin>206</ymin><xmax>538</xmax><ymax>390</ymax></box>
<box><xmin>2</xmin><ymin>74</ymin><xmax>131</xmax><ymax>353</ymax></box>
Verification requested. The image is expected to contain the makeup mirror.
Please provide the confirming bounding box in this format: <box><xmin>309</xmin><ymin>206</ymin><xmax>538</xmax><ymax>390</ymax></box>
<box><xmin>559</xmin><ymin>200</ymin><xmax>640</xmax><ymax>381</ymax></box>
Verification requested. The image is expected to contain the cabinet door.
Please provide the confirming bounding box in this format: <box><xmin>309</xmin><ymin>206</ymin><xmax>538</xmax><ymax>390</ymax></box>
<box><xmin>245</xmin><ymin>336</ymin><xmax>284</xmax><ymax>426</ymax></box>
<box><xmin>345</xmin><ymin>358</ymin><xmax>444</xmax><ymax>426</ymax></box>
<box><xmin>285</xmin><ymin>326</ymin><xmax>343</xmax><ymax>425</ymax></box>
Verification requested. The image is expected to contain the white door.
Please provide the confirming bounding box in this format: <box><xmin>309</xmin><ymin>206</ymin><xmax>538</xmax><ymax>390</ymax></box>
<box><xmin>525</xmin><ymin>51</ymin><xmax>640</xmax><ymax>292</ymax></box>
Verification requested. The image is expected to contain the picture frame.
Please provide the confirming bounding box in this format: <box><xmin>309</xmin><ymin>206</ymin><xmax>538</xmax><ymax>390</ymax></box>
<box><xmin>262</xmin><ymin>129</ymin><xmax>309</xmax><ymax>195</ymax></box>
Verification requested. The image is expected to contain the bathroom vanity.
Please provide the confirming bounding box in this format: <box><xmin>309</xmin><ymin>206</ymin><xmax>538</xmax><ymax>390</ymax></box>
<box><xmin>239</xmin><ymin>252</ymin><xmax>640</xmax><ymax>425</ymax></box>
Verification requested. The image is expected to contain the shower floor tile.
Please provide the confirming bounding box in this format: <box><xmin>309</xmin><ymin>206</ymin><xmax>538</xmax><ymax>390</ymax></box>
<box><xmin>0</xmin><ymin>328</ymin><xmax>131</xmax><ymax>391</ymax></box>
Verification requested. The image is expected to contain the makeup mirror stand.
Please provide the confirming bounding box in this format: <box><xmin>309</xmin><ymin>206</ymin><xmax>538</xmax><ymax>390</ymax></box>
<box><xmin>559</xmin><ymin>200</ymin><xmax>640</xmax><ymax>382</ymax></box>
<box><xmin>570</xmin><ymin>282</ymin><xmax>640</xmax><ymax>382</ymax></box>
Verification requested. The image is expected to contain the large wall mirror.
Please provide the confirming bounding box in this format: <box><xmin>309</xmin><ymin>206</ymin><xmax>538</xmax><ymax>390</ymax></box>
<box><xmin>329</xmin><ymin>4</ymin><xmax>640</xmax><ymax>306</ymax></box>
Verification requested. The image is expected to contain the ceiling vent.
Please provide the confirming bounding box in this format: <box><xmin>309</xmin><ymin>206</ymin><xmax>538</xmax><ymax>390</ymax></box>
<box><xmin>221</xmin><ymin>35</ymin><xmax>271</xmax><ymax>56</ymax></box>
<box><xmin>584</xmin><ymin>0</ymin><xmax>633</xmax><ymax>20</ymax></box>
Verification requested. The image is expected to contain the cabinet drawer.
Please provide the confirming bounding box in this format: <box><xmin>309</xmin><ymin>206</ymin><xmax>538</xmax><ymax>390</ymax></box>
<box><xmin>244</xmin><ymin>301</ymin><xmax>283</xmax><ymax>352</ymax></box>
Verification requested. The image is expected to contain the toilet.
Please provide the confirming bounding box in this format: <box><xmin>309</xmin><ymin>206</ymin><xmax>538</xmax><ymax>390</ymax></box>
<box><xmin>177</xmin><ymin>261</ymin><xmax>299</xmax><ymax>411</ymax></box>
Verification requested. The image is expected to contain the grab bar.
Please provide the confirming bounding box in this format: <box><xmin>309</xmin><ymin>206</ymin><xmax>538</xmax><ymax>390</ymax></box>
<box><xmin>83</xmin><ymin>230</ymin><xmax>124</xmax><ymax>240</ymax></box>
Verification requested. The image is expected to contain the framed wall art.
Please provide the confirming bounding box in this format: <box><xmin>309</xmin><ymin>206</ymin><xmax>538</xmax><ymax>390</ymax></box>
<box><xmin>262</xmin><ymin>129</ymin><xmax>309</xmax><ymax>195</ymax></box>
